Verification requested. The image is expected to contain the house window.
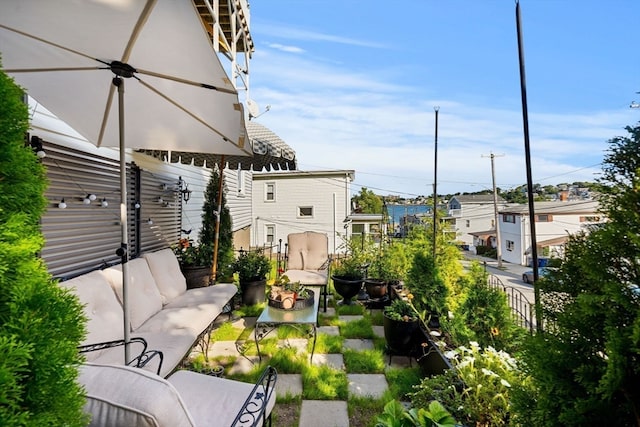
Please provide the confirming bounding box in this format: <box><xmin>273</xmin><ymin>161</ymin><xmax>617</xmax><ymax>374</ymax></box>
<box><xmin>506</xmin><ymin>240</ymin><xmax>514</xmax><ymax>251</ymax></box>
<box><xmin>265</xmin><ymin>224</ymin><xmax>275</xmax><ymax>244</ymax></box>
<box><xmin>503</xmin><ymin>214</ymin><xmax>516</xmax><ymax>223</ymax></box>
<box><xmin>580</xmin><ymin>215</ymin><xmax>600</xmax><ymax>222</ymax></box>
<box><xmin>466</xmin><ymin>220</ymin><xmax>470</xmax><ymax>228</ymax></box>
<box><xmin>237</xmin><ymin>169</ymin><xmax>246</xmax><ymax>196</ymax></box>
<box><xmin>535</xmin><ymin>214</ymin><xmax>552</xmax><ymax>222</ymax></box>
<box><xmin>298</xmin><ymin>206</ymin><xmax>313</xmax><ymax>217</ymax></box>
<box><xmin>265</xmin><ymin>183</ymin><xmax>275</xmax><ymax>201</ymax></box>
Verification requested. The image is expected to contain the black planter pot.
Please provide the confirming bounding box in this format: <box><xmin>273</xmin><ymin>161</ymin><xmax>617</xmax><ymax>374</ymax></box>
<box><xmin>382</xmin><ymin>312</ymin><xmax>419</xmax><ymax>356</ymax></box>
<box><xmin>181</xmin><ymin>265</ymin><xmax>212</xmax><ymax>289</ymax></box>
<box><xmin>364</xmin><ymin>278</ymin><xmax>388</xmax><ymax>299</ymax></box>
<box><xmin>412</xmin><ymin>327</ymin><xmax>453</xmax><ymax>376</ymax></box>
<box><xmin>331</xmin><ymin>275</ymin><xmax>362</xmax><ymax>305</ymax></box>
<box><xmin>240</xmin><ymin>279</ymin><xmax>266</xmax><ymax>305</ymax></box>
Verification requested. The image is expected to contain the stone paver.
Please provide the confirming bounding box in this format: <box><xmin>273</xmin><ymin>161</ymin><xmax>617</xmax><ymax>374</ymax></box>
<box><xmin>343</xmin><ymin>338</ymin><xmax>374</xmax><ymax>351</ymax></box>
<box><xmin>310</xmin><ymin>353</ymin><xmax>344</xmax><ymax>369</ymax></box>
<box><xmin>372</xmin><ymin>325</ymin><xmax>385</xmax><ymax>338</ymax></box>
<box><xmin>227</xmin><ymin>356</ymin><xmax>258</xmax><ymax>375</ymax></box>
<box><xmin>322</xmin><ymin>307</ymin><xmax>337</xmax><ymax>317</ymax></box>
<box><xmin>339</xmin><ymin>315</ymin><xmax>364</xmax><ymax>323</ymax></box>
<box><xmin>299</xmin><ymin>400</ymin><xmax>349</xmax><ymax>427</ymax></box>
<box><xmin>348</xmin><ymin>373</ymin><xmax>388</xmax><ymax>398</ymax></box>
<box><xmin>278</xmin><ymin>338</ymin><xmax>308</xmax><ymax>353</ymax></box>
<box><xmin>318</xmin><ymin>325</ymin><xmax>340</xmax><ymax>336</ymax></box>
<box><xmin>208</xmin><ymin>340</ymin><xmax>242</xmax><ymax>357</ymax></box>
<box><xmin>275</xmin><ymin>374</ymin><xmax>303</xmax><ymax>397</ymax></box>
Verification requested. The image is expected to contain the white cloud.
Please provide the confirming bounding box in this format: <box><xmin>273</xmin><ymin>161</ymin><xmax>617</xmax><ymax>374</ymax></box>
<box><xmin>247</xmin><ymin>30</ymin><xmax>637</xmax><ymax>197</ymax></box>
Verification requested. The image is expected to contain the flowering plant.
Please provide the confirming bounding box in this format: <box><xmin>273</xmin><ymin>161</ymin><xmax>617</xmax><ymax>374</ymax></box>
<box><xmin>411</xmin><ymin>341</ymin><xmax>524</xmax><ymax>427</ymax></box>
<box><xmin>173</xmin><ymin>238</ymin><xmax>213</xmax><ymax>267</ymax></box>
<box><xmin>270</xmin><ymin>274</ymin><xmax>309</xmax><ymax>299</ymax></box>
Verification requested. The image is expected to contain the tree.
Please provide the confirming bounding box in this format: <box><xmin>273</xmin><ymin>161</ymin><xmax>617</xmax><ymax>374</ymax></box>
<box><xmin>200</xmin><ymin>168</ymin><xmax>234</xmax><ymax>281</ymax></box>
<box><xmin>352</xmin><ymin>187</ymin><xmax>383</xmax><ymax>214</ymax></box>
<box><xmin>514</xmin><ymin>123</ymin><xmax>640</xmax><ymax>426</ymax></box>
<box><xmin>0</xmin><ymin>65</ymin><xmax>87</xmax><ymax>425</ymax></box>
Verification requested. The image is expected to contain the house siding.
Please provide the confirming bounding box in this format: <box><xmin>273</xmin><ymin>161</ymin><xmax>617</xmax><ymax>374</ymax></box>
<box><xmin>252</xmin><ymin>171</ymin><xmax>353</xmax><ymax>254</ymax></box>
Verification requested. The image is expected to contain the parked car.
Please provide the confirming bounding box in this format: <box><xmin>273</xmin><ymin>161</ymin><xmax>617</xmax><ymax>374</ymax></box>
<box><xmin>522</xmin><ymin>267</ymin><xmax>554</xmax><ymax>284</ymax></box>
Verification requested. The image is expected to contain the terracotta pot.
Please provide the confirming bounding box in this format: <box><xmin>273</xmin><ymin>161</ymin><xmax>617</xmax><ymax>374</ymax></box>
<box><xmin>364</xmin><ymin>278</ymin><xmax>388</xmax><ymax>299</ymax></box>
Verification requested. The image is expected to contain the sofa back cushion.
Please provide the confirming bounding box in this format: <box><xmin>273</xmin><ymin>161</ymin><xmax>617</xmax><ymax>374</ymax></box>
<box><xmin>59</xmin><ymin>270</ymin><xmax>124</xmax><ymax>347</ymax></box>
<box><xmin>80</xmin><ymin>363</ymin><xmax>195</xmax><ymax>427</ymax></box>
<box><xmin>103</xmin><ymin>258</ymin><xmax>163</xmax><ymax>331</ymax></box>
<box><xmin>142</xmin><ymin>249</ymin><xmax>187</xmax><ymax>305</ymax></box>
<box><xmin>287</xmin><ymin>231</ymin><xmax>329</xmax><ymax>270</ymax></box>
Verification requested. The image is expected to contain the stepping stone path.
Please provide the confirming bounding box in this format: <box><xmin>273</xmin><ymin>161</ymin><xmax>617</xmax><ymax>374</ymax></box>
<box><xmin>205</xmin><ymin>310</ymin><xmax>395</xmax><ymax>425</ymax></box>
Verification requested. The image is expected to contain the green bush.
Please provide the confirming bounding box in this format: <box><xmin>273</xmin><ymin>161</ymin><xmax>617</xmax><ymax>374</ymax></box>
<box><xmin>0</xmin><ymin>65</ymin><xmax>88</xmax><ymax>425</ymax></box>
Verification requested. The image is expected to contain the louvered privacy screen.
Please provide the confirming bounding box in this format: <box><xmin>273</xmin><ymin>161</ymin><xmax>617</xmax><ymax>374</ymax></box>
<box><xmin>39</xmin><ymin>141</ymin><xmax>181</xmax><ymax>279</ymax></box>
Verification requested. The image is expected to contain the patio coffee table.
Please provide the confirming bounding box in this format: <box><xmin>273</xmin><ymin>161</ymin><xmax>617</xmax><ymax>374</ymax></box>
<box><xmin>254</xmin><ymin>289</ymin><xmax>320</xmax><ymax>362</ymax></box>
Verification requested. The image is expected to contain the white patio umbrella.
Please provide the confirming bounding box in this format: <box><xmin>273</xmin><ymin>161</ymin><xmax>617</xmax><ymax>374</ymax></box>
<box><xmin>0</xmin><ymin>0</ymin><xmax>252</xmax><ymax>362</ymax></box>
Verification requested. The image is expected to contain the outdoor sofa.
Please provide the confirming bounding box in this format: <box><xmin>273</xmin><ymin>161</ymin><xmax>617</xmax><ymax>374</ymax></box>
<box><xmin>60</xmin><ymin>248</ymin><xmax>237</xmax><ymax>377</ymax></box>
<box><xmin>60</xmin><ymin>248</ymin><xmax>278</xmax><ymax>426</ymax></box>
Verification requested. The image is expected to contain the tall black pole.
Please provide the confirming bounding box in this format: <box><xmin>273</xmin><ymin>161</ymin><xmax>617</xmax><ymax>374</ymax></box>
<box><xmin>433</xmin><ymin>107</ymin><xmax>440</xmax><ymax>259</ymax></box>
<box><xmin>516</xmin><ymin>0</ymin><xmax>542</xmax><ymax>332</ymax></box>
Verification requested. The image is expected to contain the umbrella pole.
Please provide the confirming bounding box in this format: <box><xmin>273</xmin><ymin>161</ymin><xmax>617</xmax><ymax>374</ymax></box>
<box><xmin>212</xmin><ymin>156</ymin><xmax>225</xmax><ymax>281</ymax></box>
<box><xmin>114</xmin><ymin>76</ymin><xmax>131</xmax><ymax>363</ymax></box>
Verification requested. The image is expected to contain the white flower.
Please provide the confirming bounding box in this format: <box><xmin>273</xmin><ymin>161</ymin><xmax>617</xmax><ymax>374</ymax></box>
<box><xmin>500</xmin><ymin>379</ymin><xmax>511</xmax><ymax>388</ymax></box>
<box><xmin>448</xmin><ymin>310</ymin><xmax>455</xmax><ymax>319</ymax></box>
<box><xmin>481</xmin><ymin>368</ymin><xmax>498</xmax><ymax>377</ymax></box>
<box><xmin>445</xmin><ymin>350</ymin><xmax>458</xmax><ymax>360</ymax></box>
<box><xmin>469</xmin><ymin>341</ymin><xmax>480</xmax><ymax>349</ymax></box>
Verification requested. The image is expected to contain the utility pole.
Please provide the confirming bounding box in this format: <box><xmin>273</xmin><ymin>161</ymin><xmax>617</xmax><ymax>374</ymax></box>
<box><xmin>432</xmin><ymin>106</ymin><xmax>440</xmax><ymax>259</ymax></box>
<box><xmin>482</xmin><ymin>153</ymin><xmax>504</xmax><ymax>268</ymax></box>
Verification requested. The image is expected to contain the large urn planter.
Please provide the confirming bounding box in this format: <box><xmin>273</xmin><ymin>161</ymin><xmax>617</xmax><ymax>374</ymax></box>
<box><xmin>181</xmin><ymin>265</ymin><xmax>212</xmax><ymax>289</ymax></box>
<box><xmin>240</xmin><ymin>279</ymin><xmax>267</xmax><ymax>306</ymax></box>
<box><xmin>382</xmin><ymin>312</ymin><xmax>419</xmax><ymax>356</ymax></box>
<box><xmin>364</xmin><ymin>278</ymin><xmax>388</xmax><ymax>299</ymax></box>
<box><xmin>331</xmin><ymin>275</ymin><xmax>362</xmax><ymax>305</ymax></box>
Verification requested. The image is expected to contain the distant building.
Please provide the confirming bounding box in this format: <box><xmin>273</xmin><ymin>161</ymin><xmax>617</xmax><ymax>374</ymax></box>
<box><xmin>499</xmin><ymin>200</ymin><xmax>603</xmax><ymax>266</ymax></box>
<box><xmin>443</xmin><ymin>194</ymin><xmax>507</xmax><ymax>247</ymax></box>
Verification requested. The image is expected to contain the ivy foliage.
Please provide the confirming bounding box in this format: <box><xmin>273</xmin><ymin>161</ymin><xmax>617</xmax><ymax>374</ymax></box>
<box><xmin>0</xmin><ymin>63</ymin><xmax>88</xmax><ymax>425</ymax></box>
<box><xmin>513</xmin><ymin>123</ymin><xmax>640</xmax><ymax>426</ymax></box>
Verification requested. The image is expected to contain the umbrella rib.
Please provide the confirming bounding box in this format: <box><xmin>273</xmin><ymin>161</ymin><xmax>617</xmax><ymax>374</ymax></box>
<box><xmin>137</xmin><ymin>68</ymin><xmax>237</xmax><ymax>95</ymax></box>
<box><xmin>137</xmin><ymin>78</ymin><xmax>234</xmax><ymax>143</ymax></box>
<box><xmin>4</xmin><ymin>66</ymin><xmax>104</xmax><ymax>73</ymax></box>
<box><xmin>0</xmin><ymin>24</ymin><xmax>109</xmax><ymax>66</ymax></box>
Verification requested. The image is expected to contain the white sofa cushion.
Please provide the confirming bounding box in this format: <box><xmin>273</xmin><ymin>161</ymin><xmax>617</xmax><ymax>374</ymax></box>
<box><xmin>163</xmin><ymin>282</ymin><xmax>237</xmax><ymax>310</ymax></box>
<box><xmin>142</xmin><ymin>249</ymin><xmax>187</xmax><ymax>305</ymax></box>
<box><xmin>168</xmin><ymin>370</ymin><xmax>276</xmax><ymax>427</ymax></box>
<box><xmin>59</xmin><ymin>270</ymin><xmax>124</xmax><ymax>349</ymax></box>
<box><xmin>103</xmin><ymin>258</ymin><xmax>163</xmax><ymax>331</ymax></box>
<box><xmin>79</xmin><ymin>363</ymin><xmax>195</xmax><ymax>427</ymax></box>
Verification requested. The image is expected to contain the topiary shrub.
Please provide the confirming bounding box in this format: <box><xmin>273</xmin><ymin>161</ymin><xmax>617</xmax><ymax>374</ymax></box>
<box><xmin>0</xmin><ymin>62</ymin><xmax>88</xmax><ymax>425</ymax></box>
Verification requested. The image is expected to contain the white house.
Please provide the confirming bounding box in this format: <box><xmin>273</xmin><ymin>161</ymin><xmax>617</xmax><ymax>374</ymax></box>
<box><xmin>443</xmin><ymin>194</ymin><xmax>507</xmax><ymax>247</ymax></box>
<box><xmin>499</xmin><ymin>200</ymin><xmax>604</xmax><ymax>266</ymax></box>
<box><xmin>251</xmin><ymin>170</ymin><xmax>355</xmax><ymax>254</ymax></box>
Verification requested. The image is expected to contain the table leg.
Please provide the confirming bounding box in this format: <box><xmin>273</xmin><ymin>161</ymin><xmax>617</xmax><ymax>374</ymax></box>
<box><xmin>254</xmin><ymin>323</ymin><xmax>276</xmax><ymax>363</ymax></box>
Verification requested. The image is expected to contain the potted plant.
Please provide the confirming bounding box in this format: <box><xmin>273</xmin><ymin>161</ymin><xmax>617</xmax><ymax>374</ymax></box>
<box><xmin>269</xmin><ymin>274</ymin><xmax>312</xmax><ymax>310</ymax></box>
<box><xmin>330</xmin><ymin>256</ymin><xmax>364</xmax><ymax>305</ymax></box>
<box><xmin>233</xmin><ymin>249</ymin><xmax>271</xmax><ymax>305</ymax></box>
<box><xmin>365</xmin><ymin>243</ymin><xmax>409</xmax><ymax>299</ymax></box>
<box><xmin>173</xmin><ymin>238</ymin><xmax>213</xmax><ymax>288</ymax></box>
<box><xmin>382</xmin><ymin>297</ymin><xmax>419</xmax><ymax>357</ymax></box>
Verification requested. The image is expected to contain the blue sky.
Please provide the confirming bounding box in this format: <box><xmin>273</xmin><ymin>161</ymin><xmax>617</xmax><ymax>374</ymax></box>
<box><xmin>245</xmin><ymin>0</ymin><xmax>639</xmax><ymax>197</ymax></box>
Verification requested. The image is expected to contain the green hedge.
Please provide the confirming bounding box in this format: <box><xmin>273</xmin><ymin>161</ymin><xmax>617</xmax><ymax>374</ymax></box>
<box><xmin>0</xmin><ymin>62</ymin><xmax>88</xmax><ymax>425</ymax></box>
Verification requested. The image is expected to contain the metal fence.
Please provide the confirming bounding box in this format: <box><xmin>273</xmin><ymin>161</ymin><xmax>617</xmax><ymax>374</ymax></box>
<box><xmin>487</xmin><ymin>274</ymin><xmax>535</xmax><ymax>333</ymax></box>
